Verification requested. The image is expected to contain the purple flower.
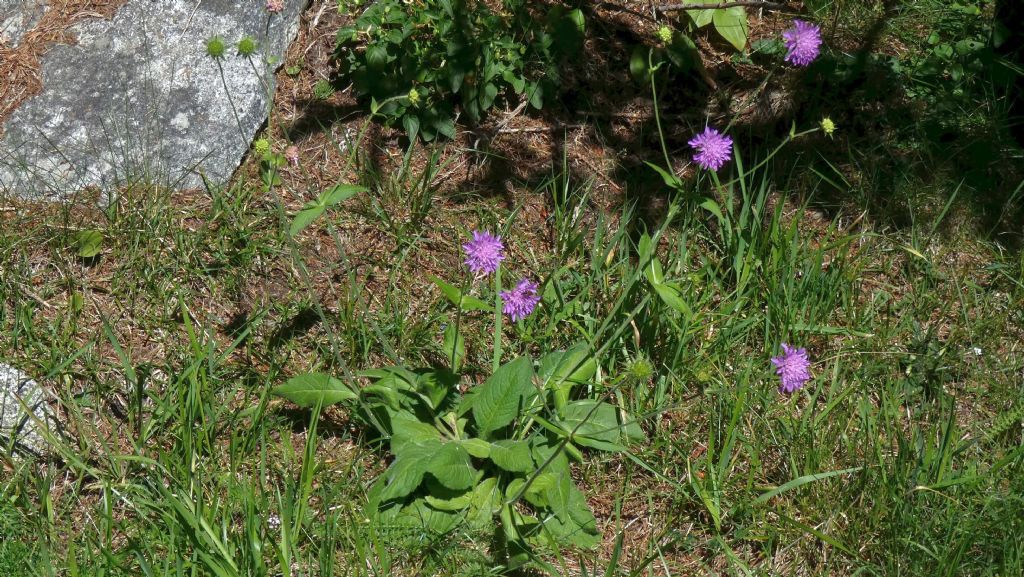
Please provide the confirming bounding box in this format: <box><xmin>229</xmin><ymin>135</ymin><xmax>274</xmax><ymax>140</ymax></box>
<box><xmin>688</xmin><ymin>127</ymin><xmax>733</xmax><ymax>171</ymax></box>
<box><xmin>463</xmin><ymin>230</ymin><xmax>505</xmax><ymax>275</ymax></box>
<box><xmin>782</xmin><ymin>20</ymin><xmax>822</xmax><ymax>67</ymax></box>
<box><xmin>266</xmin><ymin>0</ymin><xmax>284</xmax><ymax>13</ymax></box>
<box><xmin>771</xmin><ymin>343</ymin><xmax>812</xmax><ymax>394</ymax></box>
<box><xmin>501</xmin><ymin>279</ymin><xmax>541</xmax><ymax>322</ymax></box>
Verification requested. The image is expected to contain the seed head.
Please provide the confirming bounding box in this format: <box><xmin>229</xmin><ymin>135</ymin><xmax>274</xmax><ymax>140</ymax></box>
<box><xmin>237</xmin><ymin>36</ymin><xmax>258</xmax><ymax>57</ymax></box>
<box><xmin>820</xmin><ymin>117</ymin><xmax>836</xmax><ymax>137</ymax></box>
<box><xmin>206</xmin><ymin>36</ymin><xmax>226</xmax><ymax>59</ymax></box>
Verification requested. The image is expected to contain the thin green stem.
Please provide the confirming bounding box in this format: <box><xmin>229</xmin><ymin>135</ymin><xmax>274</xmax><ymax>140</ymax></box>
<box><xmin>492</xmin><ymin>265</ymin><xmax>503</xmax><ymax>373</ymax></box>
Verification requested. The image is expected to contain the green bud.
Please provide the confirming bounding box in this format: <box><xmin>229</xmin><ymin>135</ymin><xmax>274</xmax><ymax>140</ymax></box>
<box><xmin>206</xmin><ymin>36</ymin><xmax>226</xmax><ymax>59</ymax></box>
<box><xmin>237</xmin><ymin>36</ymin><xmax>258</xmax><ymax>57</ymax></box>
<box><xmin>253</xmin><ymin>138</ymin><xmax>270</xmax><ymax>156</ymax></box>
<box><xmin>408</xmin><ymin>87</ymin><xmax>420</xmax><ymax>105</ymax></box>
<box><xmin>658</xmin><ymin>26</ymin><xmax>672</xmax><ymax>44</ymax></box>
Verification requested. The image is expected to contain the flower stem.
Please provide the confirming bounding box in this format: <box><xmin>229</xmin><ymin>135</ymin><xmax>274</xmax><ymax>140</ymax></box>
<box><xmin>492</xmin><ymin>264</ymin><xmax>503</xmax><ymax>373</ymax></box>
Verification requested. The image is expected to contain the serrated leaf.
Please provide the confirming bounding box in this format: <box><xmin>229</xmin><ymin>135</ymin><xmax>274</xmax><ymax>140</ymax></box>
<box><xmin>538</xmin><ymin>484</ymin><xmax>600</xmax><ymax>548</ymax></box>
<box><xmin>472</xmin><ymin>356</ymin><xmax>536</xmax><ymax>438</ymax></box>
<box><xmin>360</xmin><ymin>384</ymin><xmax>400</xmax><ymax>410</ymax></box>
<box><xmin>74</xmin><ymin>230</ymin><xmax>103</xmax><ymax>258</ymax></box>
<box><xmin>272</xmin><ymin>373</ymin><xmax>356</xmax><ymax>407</ymax></box>
<box><xmin>713</xmin><ymin>7</ymin><xmax>748</xmax><ymax>51</ymax></box>
<box><xmin>427</xmin><ymin>442</ymin><xmax>477</xmax><ymax>490</ymax></box>
<box><xmin>489</xmin><ymin>440</ymin><xmax>534</xmax><ymax>473</ymax></box>
<box><xmin>538</xmin><ymin>343</ymin><xmax>596</xmax><ymax>411</ymax></box>
<box><xmin>466</xmin><ymin>477</ymin><xmax>501</xmax><ymax>529</ymax></box>
<box><xmin>390</xmin><ymin>413</ymin><xmax>442</xmax><ymax>456</ymax></box>
<box><xmin>459</xmin><ymin>438</ymin><xmax>491</xmax><ymax>459</ymax></box>
<box><xmin>395</xmin><ymin>499</ymin><xmax>461</xmax><ymax>533</ymax></box>
<box><xmin>380</xmin><ymin>443</ymin><xmax>438</xmax><ymax>501</ymax></box>
<box><xmin>366</xmin><ymin>45</ymin><xmax>388</xmax><ymax>69</ymax></box>
<box><xmin>415</xmin><ymin>368</ymin><xmax>458</xmax><ymax>410</ymax></box>
<box><xmin>558</xmin><ymin>400</ymin><xmax>646</xmax><ymax>449</ymax></box>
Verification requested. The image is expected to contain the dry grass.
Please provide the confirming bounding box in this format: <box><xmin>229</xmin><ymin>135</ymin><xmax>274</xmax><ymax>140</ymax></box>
<box><xmin>0</xmin><ymin>0</ymin><xmax>129</xmax><ymax>127</ymax></box>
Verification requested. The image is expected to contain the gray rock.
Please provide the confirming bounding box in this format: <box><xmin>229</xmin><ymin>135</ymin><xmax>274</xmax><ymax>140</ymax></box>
<box><xmin>0</xmin><ymin>0</ymin><xmax>47</xmax><ymax>48</ymax></box>
<box><xmin>0</xmin><ymin>0</ymin><xmax>307</xmax><ymax>197</ymax></box>
<box><xmin>0</xmin><ymin>363</ymin><xmax>50</xmax><ymax>456</ymax></box>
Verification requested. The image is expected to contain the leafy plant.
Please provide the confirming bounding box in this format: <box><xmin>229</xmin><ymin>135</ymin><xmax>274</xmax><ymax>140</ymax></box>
<box><xmin>676</xmin><ymin>2</ymin><xmax>749</xmax><ymax>51</ymax></box>
<box><xmin>892</xmin><ymin>1</ymin><xmax>1000</xmax><ymax>136</ymax></box>
<box><xmin>274</xmin><ymin>345</ymin><xmax>645</xmax><ymax>567</ymax></box>
<box><xmin>334</xmin><ymin>0</ymin><xmax>584</xmax><ymax>140</ymax></box>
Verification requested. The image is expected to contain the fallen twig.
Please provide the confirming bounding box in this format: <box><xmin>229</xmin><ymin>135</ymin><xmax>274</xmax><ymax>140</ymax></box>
<box><xmin>656</xmin><ymin>1</ymin><xmax>791</xmax><ymax>12</ymax></box>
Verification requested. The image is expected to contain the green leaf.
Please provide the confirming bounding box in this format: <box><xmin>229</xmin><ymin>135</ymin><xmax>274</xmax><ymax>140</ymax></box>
<box><xmin>431</xmin><ymin>277</ymin><xmax>491</xmax><ymax>311</ymax></box>
<box><xmin>390</xmin><ymin>413</ymin><xmax>442</xmax><ymax>456</ymax></box>
<box><xmin>466</xmin><ymin>477</ymin><xmax>501</xmax><ymax>529</ymax></box>
<box><xmin>558</xmin><ymin>400</ymin><xmax>646</xmax><ymax>449</ymax></box>
<box><xmin>321</xmin><ymin>184</ymin><xmax>365</xmax><ymax>207</ymax></box>
<box><xmin>360</xmin><ymin>383</ymin><xmax>400</xmax><ymax>410</ymax></box>
<box><xmin>289</xmin><ymin>203</ymin><xmax>326</xmax><ymax>237</ymax></box>
<box><xmin>644</xmin><ymin>160</ymin><xmax>682</xmax><ymax>188</ymax></box>
<box><xmin>653</xmin><ymin>282</ymin><xmax>691</xmax><ymax>316</ymax></box>
<box><xmin>489</xmin><ymin>440</ymin><xmax>534</xmax><ymax>473</ymax></box>
<box><xmin>290</xmin><ymin>185</ymin><xmax>365</xmax><ymax>237</ymax></box>
<box><xmin>459</xmin><ymin>438</ymin><xmax>491</xmax><ymax>459</ymax></box>
<box><xmin>272</xmin><ymin>373</ymin><xmax>356</xmax><ymax>407</ymax></box>
<box><xmin>629</xmin><ymin>46</ymin><xmax>650</xmax><ymax>83</ymax></box>
<box><xmin>380</xmin><ymin>444</ymin><xmax>438</xmax><ymax>501</ymax></box>
<box><xmin>691</xmin><ymin>8</ymin><xmax>714</xmax><ymax>28</ymax></box>
<box><xmin>395</xmin><ymin>499</ymin><xmax>462</xmax><ymax>533</ymax></box>
<box><xmin>425</xmin><ymin>491</ymin><xmax>473</xmax><ymax>511</ymax></box>
<box><xmin>427</xmin><ymin>442</ymin><xmax>477</xmax><ymax>490</ymax></box>
<box><xmin>480</xmin><ymin>82</ymin><xmax>498</xmax><ymax>110</ymax></box>
<box><xmin>366</xmin><ymin>45</ymin><xmax>388</xmax><ymax>70</ymax></box>
<box><xmin>415</xmin><ymin>368</ymin><xmax>458</xmax><ymax>410</ymax></box>
<box><xmin>754</xmin><ymin>467</ymin><xmax>863</xmax><ymax>504</ymax></box>
<box><xmin>645</xmin><ymin>256</ymin><xmax>665</xmax><ymax>285</ymax></box>
<box><xmin>472</xmin><ymin>356</ymin><xmax>536</xmax><ymax>437</ymax></box>
<box><xmin>539</xmin><ymin>484</ymin><xmax>600</xmax><ymax>548</ymax></box>
<box><xmin>402</xmin><ymin>114</ymin><xmax>420</xmax><ymax>140</ymax></box>
<box><xmin>527</xmin><ymin>83</ymin><xmax>544</xmax><ymax>109</ymax></box>
<box><xmin>538</xmin><ymin>343</ymin><xmax>596</xmax><ymax>389</ymax></box>
<box><xmin>434</xmin><ymin>117</ymin><xmax>456</xmax><ymax>139</ymax></box>
<box><xmin>73</xmin><ymin>230</ymin><xmax>103</xmax><ymax>258</ymax></box>
<box><xmin>538</xmin><ymin>343</ymin><xmax>596</xmax><ymax>411</ymax></box>
<box><xmin>713</xmin><ymin>7</ymin><xmax>748</xmax><ymax>51</ymax></box>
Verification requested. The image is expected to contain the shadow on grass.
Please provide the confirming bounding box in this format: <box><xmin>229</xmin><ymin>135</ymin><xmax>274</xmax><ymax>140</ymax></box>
<box><xmin>307</xmin><ymin>0</ymin><xmax>1023</xmax><ymax>245</ymax></box>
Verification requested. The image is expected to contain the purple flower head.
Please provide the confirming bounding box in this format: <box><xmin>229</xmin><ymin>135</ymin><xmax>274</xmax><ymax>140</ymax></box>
<box><xmin>688</xmin><ymin>127</ymin><xmax>733</xmax><ymax>171</ymax></box>
<box><xmin>463</xmin><ymin>230</ymin><xmax>505</xmax><ymax>275</ymax></box>
<box><xmin>266</xmin><ymin>0</ymin><xmax>284</xmax><ymax>13</ymax></box>
<box><xmin>771</xmin><ymin>343</ymin><xmax>812</xmax><ymax>394</ymax></box>
<box><xmin>782</xmin><ymin>20</ymin><xmax>822</xmax><ymax>67</ymax></box>
<box><xmin>501</xmin><ymin>279</ymin><xmax>541</xmax><ymax>322</ymax></box>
